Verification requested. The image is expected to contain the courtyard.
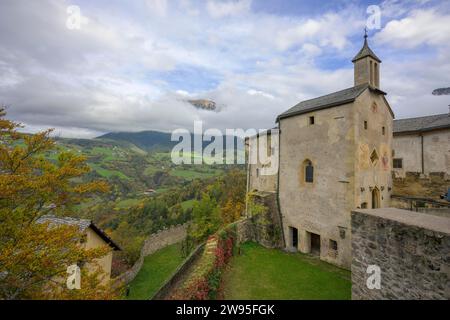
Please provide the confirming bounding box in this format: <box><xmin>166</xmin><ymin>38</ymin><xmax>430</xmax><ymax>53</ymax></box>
<box><xmin>221</xmin><ymin>242</ymin><xmax>351</xmax><ymax>300</ymax></box>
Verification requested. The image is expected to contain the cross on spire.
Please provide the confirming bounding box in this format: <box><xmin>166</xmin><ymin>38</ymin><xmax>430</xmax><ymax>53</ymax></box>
<box><xmin>364</xmin><ymin>27</ymin><xmax>368</xmax><ymax>39</ymax></box>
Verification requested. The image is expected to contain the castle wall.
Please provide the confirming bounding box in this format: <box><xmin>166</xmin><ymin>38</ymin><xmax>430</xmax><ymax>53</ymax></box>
<box><xmin>351</xmin><ymin>208</ymin><xmax>450</xmax><ymax>300</ymax></box>
<box><xmin>116</xmin><ymin>223</ymin><xmax>188</xmax><ymax>284</ymax></box>
<box><xmin>393</xmin><ymin>129</ymin><xmax>450</xmax><ymax>176</ymax></box>
<box><xmin>247</xmin><ymin>132</ymin><xmax>278</xmax><ymax>193</ymax></box>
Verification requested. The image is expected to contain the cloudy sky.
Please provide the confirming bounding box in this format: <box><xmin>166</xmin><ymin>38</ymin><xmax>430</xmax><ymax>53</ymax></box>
<box><xmin>0</xmin><ymin>0</ymin><xmax>449</xmax><ymax>138</ymax></box>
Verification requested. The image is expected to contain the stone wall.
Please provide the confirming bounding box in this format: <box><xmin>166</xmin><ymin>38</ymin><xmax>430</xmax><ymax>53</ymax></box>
<box><xmin>151</xmin><ymin>243</ymin><xmax>205</xmax><ymax>300</ymax></box>
<box><xmin>247</xmin><ymin>191</ymin><xmax>283</xmax><ymax>248</ymax></box>
<box><xmin>115</xmin><ymin>223</ymin><xmax>188</xmax><ymax>284</ymax></box>
<box><xmin>391</xmin><ymin>195</ymin><xmax>450</xmax><ymax>218</ymax></box>
<box><xmin>247</xmin><ymin>131</ymin><xmax>279</xmax><ymax>193</ymax></box>
<box><xmin>393</xmin><ymin>171</ymin><xmax>449</xmax><ymax>201</ymax></box>
<box><xmin>152</xmin><ymin>218</ymin><xmax>255</xmax><ymax>299</ymax></box>
<box><xmin>351</xmin><ymin>208</ymin><xmax>450</xmax><ymax>300</ymax></box>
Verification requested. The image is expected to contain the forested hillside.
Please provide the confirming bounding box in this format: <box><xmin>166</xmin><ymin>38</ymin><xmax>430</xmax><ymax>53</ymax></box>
<box><xmin>51</xmin><ymin>136</ymin><xmax>245</xmax><ymax>275</ymax></box>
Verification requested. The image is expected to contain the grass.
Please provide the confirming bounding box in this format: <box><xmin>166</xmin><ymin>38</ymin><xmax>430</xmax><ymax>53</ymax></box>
<box><xmin>221</xmin><ymin>242</ymin><xmax>351</xmax><ymax>300</ymax></box>
<box><xmin>180</xmin><ymin>199</ymin><xmax>196</xmax><ymax>210</ymax></box>
<box><xmin>114</xmin><ymin>198</ymin><xmax>142</xmax><ymax>209</ymax></box>
<box><xmin>89</xmin><ymin>163</ymin><xmax>130</xmax><ymax>180</ymax></box>
<box><xmin>127</xmin><ymin>243</ymin><xmax>185</xmax><ymax>300</ymax></box>
<box><xmin>169</xmin><ymin>168</ymin><xmax>221</xmax><ymax>180</ymax></box>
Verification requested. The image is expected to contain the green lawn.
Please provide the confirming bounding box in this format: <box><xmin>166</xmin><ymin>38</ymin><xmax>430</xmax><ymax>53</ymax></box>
<box><xmin>180</xmin><ymin>199</ymin><xmax>196</xmax><ymax>210</ymax></box>
<box><xmin>221</xmin><ymin>242</ymin><xmax>351</xmax><ymax>300</ymax></box>
<box><xmin>127</xmin><ymin>243</ymin><xmax>184</xmax><ymax>300</ymax></box>
<box><xmin>89</xmin><ymin>163</ymin><xmax>130</xmax><ymax>180</ymax></box>
<box><xmin>114</xmin><ymin>198</ymin><xmax>142</xmax><ymax>209</ymax></box>
<box><xmin>169</xmin><ymin>168</ymin><xmax>221</xmax><ymax>180</ymax></box>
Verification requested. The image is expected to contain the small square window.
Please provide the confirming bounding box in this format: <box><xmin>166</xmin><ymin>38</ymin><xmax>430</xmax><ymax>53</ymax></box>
<box><xmin>330</xmin><ymin>240</ymin><xmax>338</xmax><ymax>251</ymax></box>
<box><xmin>309</xmin><ymin>116</ymin><xmax>315</xmax><ymax>125</ymax></box>
<box><xmin>364</xmin><ymin>121</ymin><xmax>368</xmax><ymax>130</ymax></box>
<box><xmin>393</xmin><ymin>158</ymin><xmax>403</xmax><ymax>169</ymax></box>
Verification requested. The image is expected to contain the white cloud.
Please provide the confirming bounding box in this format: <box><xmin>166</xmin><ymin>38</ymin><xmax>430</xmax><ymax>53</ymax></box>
<box><xmin>0</xmin><ymin>0</ymin><xmax>448</xmax><ymax>138</ymax></box>
<box><xmin>300</xmin><ymin>43</ymin><xmax>323</xmax><ymax>57</ymax></box>
<box><xmin>376</xmin><ymin>9</ymin><xmax>450</xmax><ymax>48</ymax></box>
<box><xmin>145</xmin><ymin>0</ymin><xmax>168</xmax><ymax>17</ymax></box>
<box><xmin>206</xmin><ymin>0</ymin><xmax>252</xmax><ymax>19</ymax></box>
<box><xmin>275</xmin><ymin>11</ymin><xmax>363</xmax><ymax>51</ymax></box>
<box><xmin>247</xmin><ymin>89</ymin><xmax>275</xmax><ymax>100</ymax></box>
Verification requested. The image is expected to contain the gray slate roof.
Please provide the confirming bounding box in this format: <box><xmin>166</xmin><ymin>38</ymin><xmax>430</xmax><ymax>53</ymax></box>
<box><xmin>37</xmin><ymin>215</ymin><xmax>91</xmax><ymax>231</ymax></box>
<box><xmin>37</xmin><ymin>215</ymin><xmax>121</xmax><ymax>250</ymax></box>
<box><xmin>277</xmin><ymin>84</ymin><xmax>386</xmax><ymax>121</ymax></box>
<box><xmin>352</xmin><ymin>37</ymin><xmax>381</xmax><ymax>63</ymax></box>
<box><xmin>394</xmin><ymin>113</ymin><xmax>450</xmax><ymax>134</ymax></box>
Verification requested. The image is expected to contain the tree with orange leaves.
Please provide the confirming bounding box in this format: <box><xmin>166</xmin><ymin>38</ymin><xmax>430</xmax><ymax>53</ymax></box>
<box><xmin>0</xmin><ymin>107</ymin><xmax>119</xmax><ymax>299</ymax></box>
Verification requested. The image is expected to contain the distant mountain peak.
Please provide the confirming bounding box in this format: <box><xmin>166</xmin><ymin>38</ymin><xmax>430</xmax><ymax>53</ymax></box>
<box><xmin>188</xmin><ymin>99</ymin><xmax>217</xmax><ymax>111</ymax></box>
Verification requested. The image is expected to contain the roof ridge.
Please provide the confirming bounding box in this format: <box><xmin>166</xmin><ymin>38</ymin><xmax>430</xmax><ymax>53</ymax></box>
<box><xmin>299</xmin><ymin>83</ymin><xmax>368</xmax><ymax>103</ymax></box>
<box><xmin>395</xmin><ymin>113</ymin><xmax>448</xmax><ymax>122</ymax></box>
<box><xmin>277</xmin><ymin>84</ymin><xmax>371</xmax><ymax>121</ymax></box>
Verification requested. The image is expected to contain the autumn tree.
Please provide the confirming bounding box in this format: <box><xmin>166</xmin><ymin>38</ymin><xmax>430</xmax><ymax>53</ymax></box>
<box><xmin>0</xmin><ymin>107</ymin><xmax>119</xmax><ymax>299</ymax></box>
<box><xmin>189</xmin><ymin>194</ymin><xmax>220</xmax><ymax>242</ymax></box>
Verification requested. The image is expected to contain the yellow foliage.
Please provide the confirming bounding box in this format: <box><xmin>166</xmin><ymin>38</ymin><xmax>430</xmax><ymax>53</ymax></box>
<box><xmin>0</xmin><ymin>107</ymin><xmax>118</xmax><ymax>300</ymax></box>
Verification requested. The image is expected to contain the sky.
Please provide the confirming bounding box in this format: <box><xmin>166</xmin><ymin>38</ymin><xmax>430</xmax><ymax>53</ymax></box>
<box><xmin>0</xmin><ymin>0</ymin><xmax>449</xmax><ymax>138</ymax></box>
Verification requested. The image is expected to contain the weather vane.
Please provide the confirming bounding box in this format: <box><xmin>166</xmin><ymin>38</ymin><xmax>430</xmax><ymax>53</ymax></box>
<box><xmin>364</xmin><ymin>27</ymin><xmax>368</xmax><ymax>39</ymax></box>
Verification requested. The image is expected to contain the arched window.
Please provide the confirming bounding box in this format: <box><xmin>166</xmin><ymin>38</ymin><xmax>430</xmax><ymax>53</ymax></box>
<box><xmin>304</xmin><ymin>160</ymin><xmax>314</xmax><ymax>183</ymax></box>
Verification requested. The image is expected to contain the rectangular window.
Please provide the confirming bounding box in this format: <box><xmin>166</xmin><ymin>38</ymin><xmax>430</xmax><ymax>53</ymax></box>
<box><xmin>382</xmin><ymin>126</ymin><xmax>385</xmax><ymax>135</ymax></box>
<box><xmin>256</xmin><ymin>168</ymin><xmax>260</xmax><ymax>177</ymax></box>
<box><xmin>364</xmin><ymin>121</ymin><xmax>368</xmax><ymax>130</ymax></box>
<box><xmin>393</xmin><ymin>158</ymin><xmax>403</xmax><ymax>169</ymax></box>
<box><xmin>329</xmin><ymin>239</ymin><xmax>338</xmax><ymax>251</ymax></box>
<box><xmin>309</xmin><ymin>116</ymin><xmax>315</xmax><ymax>125</ymax></box>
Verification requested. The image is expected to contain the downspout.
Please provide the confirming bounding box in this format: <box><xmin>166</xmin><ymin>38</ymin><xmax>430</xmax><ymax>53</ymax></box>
<box><xmin>275</xmin><ymin>126</ymin><xmax>286</xmax><ymax>248</ymax></box>
<box><xmin>420</xmin><ymin>133</ymin><xmax>424</xmax><ymax>174</ymax></box>
<box><xmin>245</xmin><ymin>138</ymin><xmax>250</xmax><ymax>217</ymax></box>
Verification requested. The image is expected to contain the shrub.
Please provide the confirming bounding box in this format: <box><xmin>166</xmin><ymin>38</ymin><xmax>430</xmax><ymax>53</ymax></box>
<box><xmin>171</xmin><ymin>225</ymin><xmax>236</xmax><ymax>300</ymax></box>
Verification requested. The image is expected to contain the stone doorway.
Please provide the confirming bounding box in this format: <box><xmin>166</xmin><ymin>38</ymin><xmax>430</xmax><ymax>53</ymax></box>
<box><xmin>289</xmin><ymin>226</ymin><xmax>298</xmax><ymax>250</ymax></box>
<box><xmin>372</xmin><ymin>187</ymin><xmax>380</xmax><ymax>209</ymax></box>
<box><xmin>310</xmin><ymin>233</ymin><xmax>321</xmax><ymax>256</ymax></box>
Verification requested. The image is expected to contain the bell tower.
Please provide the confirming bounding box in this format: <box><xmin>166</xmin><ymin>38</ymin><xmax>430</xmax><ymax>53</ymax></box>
<box><xmin>352</xmin><ymin>29</ymin><xmax>381</xmax><ymax>89</ymax></box>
